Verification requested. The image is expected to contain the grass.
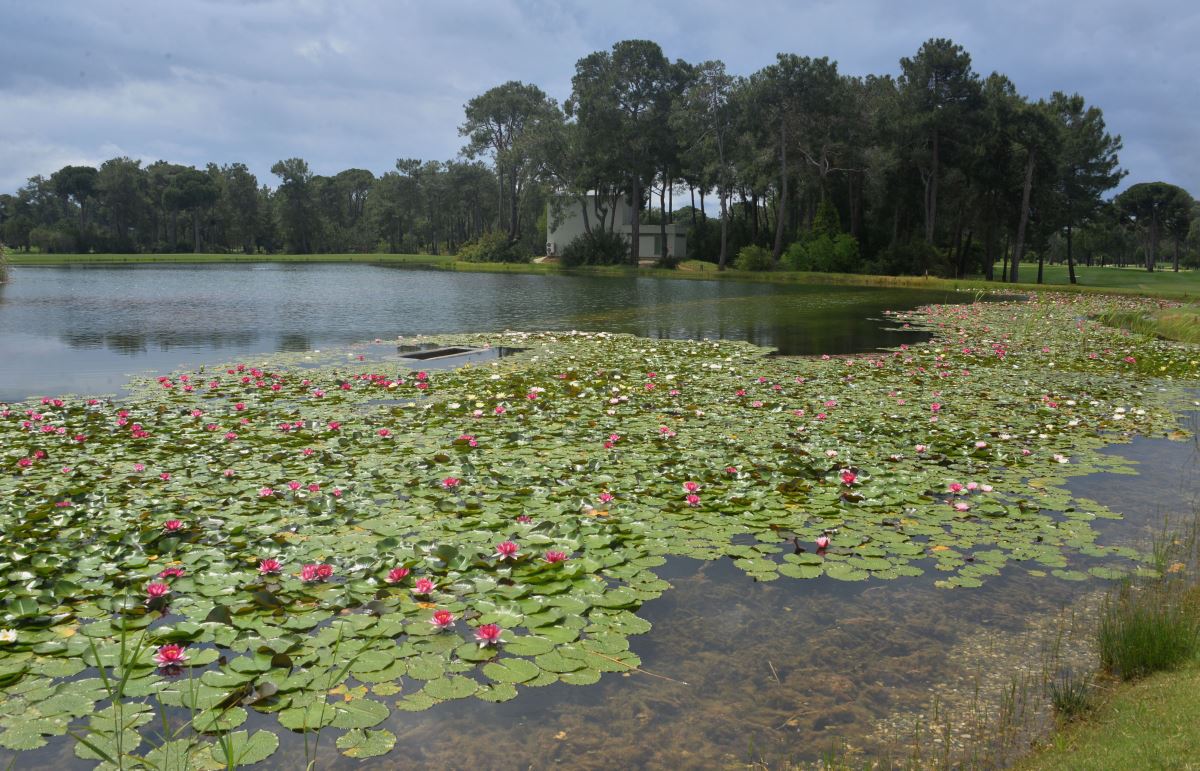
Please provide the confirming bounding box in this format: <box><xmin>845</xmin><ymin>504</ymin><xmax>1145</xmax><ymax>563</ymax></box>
<box><xmin>1015</xmin><ymin>661</ymin><xmax>1200</xmax><ymax>771</ymax></box>
<box><xmin>9</xmin><ymin>252</ymin><xmax>1199</xmax><ymax>299</ymax></box>
<box><xmin>1098</xmin><ymin>306</ymin><xmax>1200</xmax><ymax>344</ymax></box>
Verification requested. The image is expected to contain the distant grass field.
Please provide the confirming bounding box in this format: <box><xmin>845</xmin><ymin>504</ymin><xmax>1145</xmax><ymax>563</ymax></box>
<box><xmin>8</xmin><ymin>252</ymin><xmax>1199</xmax><ymax>300</ymax></box>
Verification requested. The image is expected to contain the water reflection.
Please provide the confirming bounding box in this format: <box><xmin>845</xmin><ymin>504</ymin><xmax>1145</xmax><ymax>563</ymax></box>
<box><xmin>1</xmin><ymin>264</ymin><xmax>967</xmax><ymax>401</ymax></box>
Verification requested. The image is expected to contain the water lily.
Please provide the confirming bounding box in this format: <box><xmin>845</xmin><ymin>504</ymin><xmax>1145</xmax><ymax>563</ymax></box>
<box><xmin>495</xmin><ymin>541</ymin><xmax>519</xmax><ymax>560</ymax></box>
<box><xmin>430</xmin><ymin>609</ymin><xmax>455</xmax><ymax>630</ymax></box>
<box><xmin>162</xmin><ymin>519</ymin><xmax>183</xmax><ymax>532</ymax></box>
<box><xmin>385</xmin><ymin>567</ymin><xmax>411</xmax><ymax>583</ymax></box>
<box><xmin>154</xmin><ymin>643</ymin><xmax>188</xmax><ymax>668</ymax></box>
<box><xmin>544</xmin><ymin>550</ymin><xmax>568</xmax><ymax>564</ymax></box>
<box><xmin>685</xmin><ymin>494</ymin><xmax>701</xmax><ymax>507</ymax></box>
<box><xmin>598</xmin><ymin>491</ymin><xmax>614</xmax><ymax>504</ymax></box>
<box><xmin>840</xmin><ymin>470</ymin><xmax>857</xmax><ymax>486</ymax></box>
<box><xmin>682</xmin><ymin>481</ymin><xmax>700</xmax><ymax>493</ymax></box>
<box><xmin>145</xmin><ymin>581</ymin><xmax>171</xmax><ymax>600</ymax></box>
<box><xmin>816</xmin><ymin>535</ymin><xmax>831</xmax><ymax>550</ymax></box>
<box><xmin>947</xmin><ymin>482</ymin><xmax>964</xmax><ymax>494</ymax></box>
<box><xmin>258</xmin><ymin>558</ymin><xmax>283</xmax><ymax>575</ymax></box>
<box><xmin>474</xmin><ymin>623</ymin><xmax>503</xmax><ymax>647</ymax></box>
<box><xmin>300</xmin><ymin>563</ymin><xmax>332</xmax><ymax>583</ymax></box>
<box><xmin>412</xmin><ymin>577</ymin><xmax>436</xmax><ymax>595</ymax></box>
<box><xmin>515</xmin><ymin>514</ymin><xmax>532</xmax><ymax>524</ymax></box>
<box><xmin>0</xmin><ymin>629</ymin><xmax>17</xmax><ymax>644</ymax></box>
<box><xmin>441</xmin><ymin>476</ymin><xmax>461</xmax><ymax>489</ymax></box>
<box><xmin>158</xmin><ymin>567</ymin><xmax>185</xmax><ymax>579</ymax></box>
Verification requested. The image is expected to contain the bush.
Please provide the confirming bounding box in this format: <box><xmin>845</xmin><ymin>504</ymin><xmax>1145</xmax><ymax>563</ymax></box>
<box><xmin>29</xmin><ymin>226</ymin><xmax>76</xmax><ymax>254</ymax></box>
<box><xmin>865</xmin><ymin>238</ymin><xmax>951</xmax><ymax>277</ymax></box>
<box><xmin>733</xmin><ymin>244</ymin><xmax>775</xmax><ymax>272</ymax></box>
<box><xmin>560</xmin><ymin>230</ymin><xmax>629</xmax><ymax>267</ymax></box>
<box><xmin>457</xmin><ymin>231</ymin><xmax>529</xmax><ymax>264</ymax></box>
<box><xmin>782</xmin><ymin>233</ymin><xmax>860</xmax><ymax>273</ymax></box>
<box><xmin>1047</xmin><ymin>668</ymin><xmax>1095</xmax><ymax>720</ymax></box>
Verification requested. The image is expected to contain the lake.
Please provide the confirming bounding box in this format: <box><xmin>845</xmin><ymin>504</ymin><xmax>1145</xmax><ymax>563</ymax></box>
<box><xmin>0</xmin><ymin>263</ymin><xmax>971</xmax><ymax>402</ymax></box>
<box><xmin>0</xmin><ymin>263</ymin><xmax>1195</xmax><ymax>770</ymax></box>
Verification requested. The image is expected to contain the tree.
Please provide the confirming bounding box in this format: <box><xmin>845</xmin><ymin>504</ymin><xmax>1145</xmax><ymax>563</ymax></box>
<box><xmin>1048</xmin><ymin>92</ymin><xmax>1124</xmax><ymax>283</ymax></box>
<box><xmin>460</xmin><ymin>82</ymin><xmax>558</xmax><ymax>244</ymax></box>
<box><xmin>1115</xmin><ymin>182</ymin><xmax>1191</xmax><ymax>272</ymax></box>
<box><xmin>1008</xmin><ymin>100</ymin><xmax>1059</xmax><ymax>284</ymax></box>
<box><xmin>898</xmin><ymin>39</ymin><xmax>981</xmax><ymax>246</ymax></box>
<box><xmin>50</xmin><ymin>165</ymin><xmax>100</xmax><ymax>235</ymax></box>
<box><xmin>96</xmin><ymin>157</ymin><xmax>149</xmax><ymax>251</ymax></box>
<box><xmin>163</xmin><ymin>167</ymin><xmax>220</xmax><ymax>253</ymax></box>
<box><xmin>271</xmin><ymin>158</ymin><xmax>318</xmax><ymax>254</ymax></box>
<box><xmin>674</xmin><ymin>60</ymin><xmax>739</xmax><ymax>268</ymax></box>
<box><xmin>571</xmin><ymin>40</ymin><xmax>673</xmax><ymax>263</ymax></box>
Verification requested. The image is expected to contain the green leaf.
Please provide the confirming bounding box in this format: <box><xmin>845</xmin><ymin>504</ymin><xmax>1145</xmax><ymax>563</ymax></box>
<box><xmin>337</xmin><ymin>728</ymin><xmax>397</xmax><ymax>759</ymax></box>
<box><xmin>211</xmin><ymin>730</ymin><xmax>278</xmax><ymax>766</ymax></box>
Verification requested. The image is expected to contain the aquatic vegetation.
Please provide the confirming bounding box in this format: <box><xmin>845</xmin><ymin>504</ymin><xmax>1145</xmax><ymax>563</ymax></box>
<box><xmin>0</xmin><ymin>293</ymin><xmax>1196</xmax><ymax>763</ymax></box>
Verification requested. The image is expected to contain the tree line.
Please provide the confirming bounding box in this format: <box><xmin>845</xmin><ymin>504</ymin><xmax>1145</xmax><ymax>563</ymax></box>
<box><xmin>2</xmin><ymin>38</ymin><xmax>1197</xmax><ymax>278</ymax></box>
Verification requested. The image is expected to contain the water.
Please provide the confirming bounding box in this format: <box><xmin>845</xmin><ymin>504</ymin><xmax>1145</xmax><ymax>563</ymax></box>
<box><xmin>0</xmin><ymin>264</ymin><xmax>1195</xmax><ymax>769</ymax></box>
<box><xmin>0</xmin><ymin>264</ymin><xmax>967</xmax><ymax>401</ymax></box>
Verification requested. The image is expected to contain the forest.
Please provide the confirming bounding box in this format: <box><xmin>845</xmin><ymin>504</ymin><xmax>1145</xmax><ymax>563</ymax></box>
<box><xmin>1</xmin><ymin>38</ymin><xmax>1197</xmax><ymax>279</ymax></box>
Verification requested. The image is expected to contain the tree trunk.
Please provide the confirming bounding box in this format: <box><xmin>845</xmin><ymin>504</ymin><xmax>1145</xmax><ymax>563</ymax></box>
<box><xmin>630</xmin><ymin>177</ymin><xmax>641</xmax><ymax>264</ymax></box>
<box><xmin>578</xmin><ymin>198</ymin><xmax>592</xmax><ymax>236</ymax></box>
<box><xmin>750</xmin><ymin>192</ymin><xmax>759</xmax><ymax>241</ymax></box>
<box><xmin>924</xmin><ymin>129</ymin><xmax>939</xmax><ymax>244</ymax></box>
<box><xmin>1066</xmin><ymin>223</ymin><xmax>1077</xmax><ymax>284</ymax></box>
<box><xmin>193</xmin><ymin>209</ymin><xmax>201</xmax><ymax>253</ymax></box>
<box><xmin>772</xmin><ymin>122</ymin><xmax>788</xmax><ymax>262</ymax></box>
<box><xmin>1174</xmin><ymin>236</ymin><xmax>1180</xmax><ymax>272</ymax></box>
<box><xmin>718</xmin><ymin>187</ymin><xmax>729</xmax><ymax>271</ymax></box>
<box><xmin>690</xmin><ymin>185</ymin><xmax>697</xmax><ymax>230</ymax></box>
<box><xmin>1010</xmin><ymin>148</ymin><xmax>1035</xmax><ymax>284</ymax></box>
<box><xmin>659</xmin><ymin>176</ymin><xmax>668</xmax><ymax>262</ymax></box>
<box><xmin>1147</xmin><ymin>215</ymin><xmax>1158</xmax><ymax>272</ymax></box>
<box><xmin>508</xmin><ymin>174</ymin><xmax>520</xmax><ymax>242</ymax></box>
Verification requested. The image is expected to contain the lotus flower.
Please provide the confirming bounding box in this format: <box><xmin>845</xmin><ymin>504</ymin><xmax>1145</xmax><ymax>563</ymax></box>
<box><xmin>385</xmin><ymin>567</ymin><xmax>411</xmax><ymax>584</ymax></box>
<box><xmin>495</xmin><ymin>541</ymin><xmax>519</xmax><ymax>560</ymax></box>
<box><xmin>259</xmin><ymin>558</ymin><xmax>283</xmax><ymax>575</ymax></box>
<box><xmin>154</xmin><ymin>644</ymin><xmax>188</xmax><ymax>668</ymax></box>
<box><xmin>474</xmin><ymin>623</ymin><xmax>503</xmax><ymax>647</ymax></box>
<box><xmin>430</xmin><ymin>610</ymin><xmax>455</xmax><ymax>630</ymax></box>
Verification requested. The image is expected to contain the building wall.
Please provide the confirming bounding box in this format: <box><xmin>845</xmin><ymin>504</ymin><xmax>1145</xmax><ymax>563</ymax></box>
<box><xmin>546</xmin><ymin>196</ymin><xmax>686</xmax><ymax>259</ymax></box>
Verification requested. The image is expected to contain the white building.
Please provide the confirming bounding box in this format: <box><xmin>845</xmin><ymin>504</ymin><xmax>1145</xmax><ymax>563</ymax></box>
<box><xmin>546</xmin><ymin>194</ymin><xmax>687</xmax><ymax>261</ymax></box>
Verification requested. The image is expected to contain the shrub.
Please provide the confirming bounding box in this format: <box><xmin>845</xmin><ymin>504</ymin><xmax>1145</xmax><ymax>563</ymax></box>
<box><xmin>733</xmin><ymin>244</ymin><xmax>775</xmax><ymax>272</ymax></box>
<box><xmin>783</xmin><ymin>233</ymin><xmax>860</xmax><ymax>273</ymax></box>
<box><xmin>457</xmin><ymin>231</ymin><xmax>529</xmax><ymax>264</ymax></box>
<box><xmin>865</xmin><ymin>238</ymin><xmax>951</xmax><ymax>277</ymax></box>
<box><xmin>560</xmin><ymin>230</ymin><xmax>629</xmax><ymax>267</ymax></box>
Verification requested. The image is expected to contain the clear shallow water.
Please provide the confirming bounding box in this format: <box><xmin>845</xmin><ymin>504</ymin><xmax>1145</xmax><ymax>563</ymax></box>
<box><xmin>0</xmin><ymin>264</ymin><xmax>967</xmax><ymax>401</ymax></box>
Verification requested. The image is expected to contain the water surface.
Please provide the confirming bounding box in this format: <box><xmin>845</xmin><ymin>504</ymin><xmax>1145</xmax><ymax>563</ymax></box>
<box><xmin>0</xmin><ymin>264</ymin><xmax>968</xmax><ymax>401</ymax></box>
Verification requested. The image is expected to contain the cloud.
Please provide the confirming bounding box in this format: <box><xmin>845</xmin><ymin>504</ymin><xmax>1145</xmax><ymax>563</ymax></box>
<box><xmin>1</xmin><ymin>0</ymin><xmax>1197</xmax><ymax>194</ymax></box>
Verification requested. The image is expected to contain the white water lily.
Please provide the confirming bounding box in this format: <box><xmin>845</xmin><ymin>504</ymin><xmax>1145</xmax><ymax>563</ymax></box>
<box><xmin>0</xmin><ymin>629</ymin><xmax>16</xmax><ymax>643</ymax></box>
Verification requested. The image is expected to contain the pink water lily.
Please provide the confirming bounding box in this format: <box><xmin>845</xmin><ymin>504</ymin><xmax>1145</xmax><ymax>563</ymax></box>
<box><xmin>157</xmin><ymin>567</ymin><xmax>185</xmax><ymax>579</ymax></box>
<box><xmin>154</xmin><ymin>644</ymin><xmax>189</xmax><ymax>668</ymax></box>
<box><xmin>300</xmin><ymin>563</ymin><xmax>332</xmax><ymax>583</ymax></box>
<box><xmin>683</xmin><ymin>481</ymin><xmax>700</xmax><ymax>493</ymax></box>
<box><xmin>441</xmin><ymin>477</ymin><xmax>461</xmax><ymax>489</ymax></box>
<box><xmin>258</xmin><ymin>558</ymin><xmax>283</xmax><ymax>575</ymax></box>
<box><xmin>816</xmin><ymin>535</ymin><xmax>831</xmax><ymax>550</ymax></box>
<box><xmin>598</xmin><ymin>492</ymin><xmax>614</xmax><ymax>504</ymax></box>
<box><xmin>544</xmin><ymin>550</ymin><xmax>568</xmax><ymax>564</ymax></box>
<box><xmin>516</xmin><ymin>514</ymin><xmax>532</xmax><ymax>524</ymax></box>
<box><xmin>145</xmin><ymin>581</ymin><xmax>171</xmax><ymax>600</ymax></box>
<box><xmin>385</xmin><ymin>567</ymin><xmax>411</xmax><ymax>583</ymax></box>
<box><xmin>840</xmin><ymin>470</ymin><xmax>857</xmax><ymax>486</ymax></box>
<box><xmin>430</xmin><ymin>609</ymin><xmax>455</xmax><ymax>630</ymax></box>
<box><xmin>413</xmin><ymin>577</ymin><xmax>436</xmax><ymax>595</ymax></box>
<box><xmin>474</xmin><ymin>623</ymin><xmax>503</xmax><ymax>647</ymax></box>
<box><xmin>948</xmin><ymin>482</ymin><xmax>964</xmax><ymax>494</ymax></box>
<box><xmin>162</xmin><ymin>519</ymin><xmax>183</xmax><ymax>532</ymax></box>
<box><xmin>685</xmin><ymin>494</ymin><xmax>701</xmax><ymax>507</ymax></box>
<box><xmin>259</xmin><ymin>487</ymin><xmax>274</xmax><ymax>497</ymax></box>
<box><xmin>495</xmin><ymin>541</ymin><xmax>519</xmax><ymax>560</ymax></box>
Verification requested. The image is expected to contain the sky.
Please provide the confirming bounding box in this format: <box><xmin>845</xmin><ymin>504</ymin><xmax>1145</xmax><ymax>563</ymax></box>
<box><xmin>1</xmin><ymin>0</ymin><xmax>1197</xmax><ymax>196</ymax></box>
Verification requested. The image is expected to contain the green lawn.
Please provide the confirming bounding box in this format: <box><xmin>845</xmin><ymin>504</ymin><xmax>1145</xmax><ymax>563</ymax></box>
<box><xmin>1016</xmin><ymin>662</ymin><xmax>1200</xmax><ymax>771</ymax></box>
<box><xmin>8</xmin><ymin>252</ymin><xmax>1200</xmax><ymax>300</ymax></box>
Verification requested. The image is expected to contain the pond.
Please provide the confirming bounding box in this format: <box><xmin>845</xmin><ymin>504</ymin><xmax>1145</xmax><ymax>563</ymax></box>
<box><xmin>0</xmin><ymin>268</ymin><xmax>1196</xmax><ymax>770</ymax></box>
<box><xmin>0</xmin><ymin>264</ymin><xmax>973</xmax><ymax>402</ymax></box>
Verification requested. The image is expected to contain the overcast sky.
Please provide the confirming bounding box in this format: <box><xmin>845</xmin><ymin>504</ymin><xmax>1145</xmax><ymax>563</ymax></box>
<box><xmin>1</xmin><ymin>0</ymin><xmax>1197</xmax><ymax>195</ymax></box>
